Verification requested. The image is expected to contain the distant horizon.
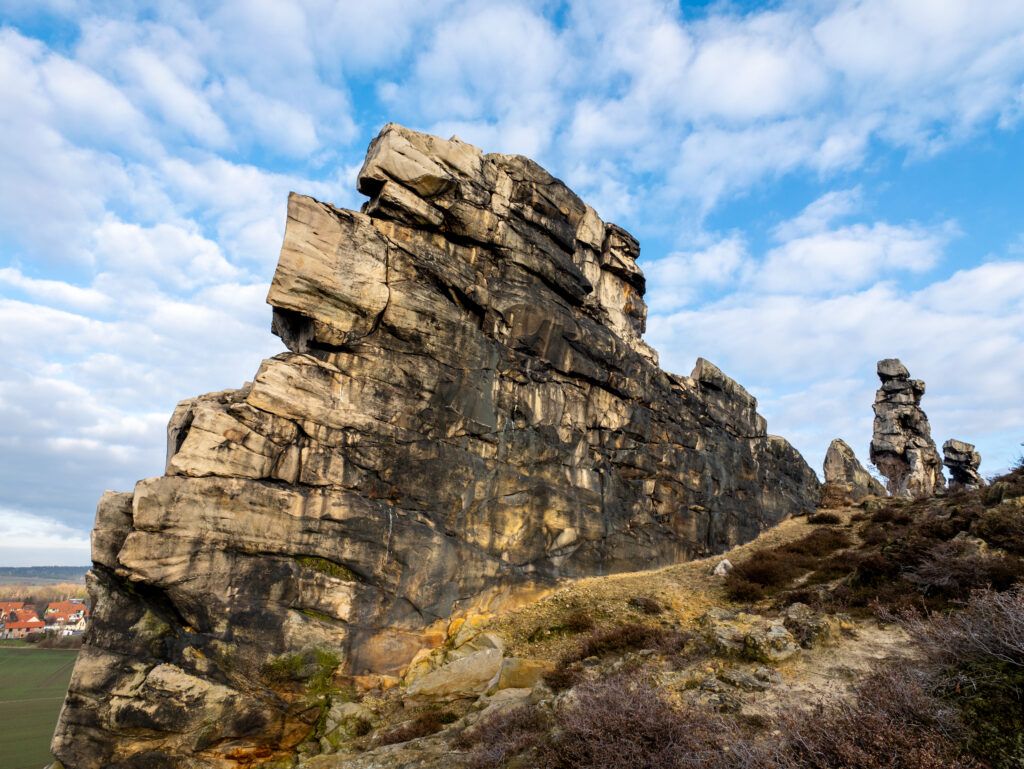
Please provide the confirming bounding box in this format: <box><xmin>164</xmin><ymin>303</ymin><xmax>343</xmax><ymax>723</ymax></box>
<box><xmin>0</xmin><ymin>565</ymin><xmax>90</xmax><ymax>570</ymax></box>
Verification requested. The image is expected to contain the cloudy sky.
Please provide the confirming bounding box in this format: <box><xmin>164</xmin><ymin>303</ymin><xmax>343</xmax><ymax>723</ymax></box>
<box><xmin>1</xmin><ymin>0</ymin><xmax>1023</xmax><ymax>566</ymax></box>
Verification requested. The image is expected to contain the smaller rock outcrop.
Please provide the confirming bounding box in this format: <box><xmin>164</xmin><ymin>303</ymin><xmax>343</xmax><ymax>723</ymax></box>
<box><xmin>869</xmin><ymin>359</ymin><xmax>945</xmax><ymax>498</ymax></box>
<box><xmin>821</xmin><ymin>438</ymin><xmax>886</xmax><ymax>506</ymax></box>
<box><xmin>943</xmin><ymin>439</ymin><xmax>984</xmax><ymax>491</ymax></box>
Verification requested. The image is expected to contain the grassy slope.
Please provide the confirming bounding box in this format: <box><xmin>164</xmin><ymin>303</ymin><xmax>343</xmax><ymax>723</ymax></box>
<box><xmin>0</xmin><ymin>647</ymin><xmax>78</xmax><ymax>769</ymax></box>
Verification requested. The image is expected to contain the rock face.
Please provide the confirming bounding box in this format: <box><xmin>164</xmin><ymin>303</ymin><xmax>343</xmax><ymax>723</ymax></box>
<box><xmin>821</xmin><ymin>438</ymin><xmax>886</xmax><ymax>506</ymax></box>
<box><xmin>869</xmin><ymin>359</ymin><xmax>945</xmax><ymax>498</ymax></box>
<box><xmin>944</xmin><ymin>439</ymin><xmax>984</xmax><ymax>490</ymax></box>
<box><xmin>53</xmin><ymin>124</ymin><xmax>820</xmax><ymax>769</ymax></box>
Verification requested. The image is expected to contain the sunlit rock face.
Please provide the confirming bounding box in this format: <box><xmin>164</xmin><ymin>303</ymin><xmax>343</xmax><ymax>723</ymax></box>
<box><xmin>869</xmin><ymin>358</ymin><xmax>945</xmax><ymax>498</ymax></box>
<box><xmin>821</xmin><ymin>438</ymin><xmax>885</xmax><ymax>506</ymax></box>
<box><xmin>53</xmin><ymin>124</ymin><xmax>820</xmax><ymax>769</ymax></box>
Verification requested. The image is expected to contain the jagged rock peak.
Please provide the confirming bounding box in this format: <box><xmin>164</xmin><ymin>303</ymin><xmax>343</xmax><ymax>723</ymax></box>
<box><xmin>943</xmin><ymin>439</ymin><xmax>984</xmax><ymax>491</ymax></box>
<box><xmin>53</xmin><ymin>123</ymin><xmax>820</xmax><ymax>769</ymax></box>
<box><xmin>869</xmin><ymin>358</ymin><xmax>945</xmax><ymax>498</ymax></box>
<box><xmin>821</xmin><ymin>438</ymin><xmax>886</xmax><ymax>507</ymax></box>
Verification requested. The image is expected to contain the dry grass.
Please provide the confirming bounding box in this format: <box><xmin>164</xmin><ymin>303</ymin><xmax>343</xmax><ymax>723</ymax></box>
<box><xmin>487</xmin><ymin>513</ymin><xmax>835</xmax><ymax>662</ymax></box>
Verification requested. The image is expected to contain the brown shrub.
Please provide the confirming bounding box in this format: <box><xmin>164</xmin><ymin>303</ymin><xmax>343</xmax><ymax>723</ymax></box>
<box><xmin>460</xmin><ymin>704</ymin><xmax>550</xmax><ymax>769</ymax></box>
<box><xmin>907</xmin><ymin>540</ymin><xmax>1022</xmax><ymax>597</ymax></box>
<box><xmin>562</xmin><ymin>622</ymin><xmax>669</xmax><ymax>664</ymax></box>
<box><xmin>537</xmin><ymin>674</ymin><xmax>729</xmax><ymax>769</ymax></box>
<box><xmin>727</xmin><ymin>529</ymin><xmax>852</xmax><ymax>604</ymax></box>
<box><xmin>728</xmin><ymin>551</ymin><xmax>802</xmax><ymax>590</ymax></box>
<box><xmin>782</xmin><ymin>527</ymin><xmax>850</xmax><ymax>558</ymax></box>
<box><xmin>808</xmin><ymin>511</ymin><xmax>842</xmax><ymax>525</ymax></box>
<box><xmin>765</xmin><ymin>666</ymin><xmax>979</xmax><ymax>769</ymax></box>
<box><xmin>900</xmin><ymin>588</ymin><xmax>1024</xmax><ymax>768</ymax></box>
<box><xmin>725</xmin><ymin>576</ymin><xmax>767</xmax><ymax>602</ymax></box>
<box><xmin>542</xmin><ymin>665</ymin><xmax>581</xmax><ymax>692</ymax></box>
<box><xmin>974</xmin><ymin>504</ymin><xmax>1024</xmax><ymax>554</ymax></box>
<box><xmin>376</xmin><ymin>708</ymin><xmax>456</xmax><ymax>746</ymax></box>
<box><xmin>27</xmin><ymin>633</ymin><xmax>83</xmax><ymax>649</ymax></box>
<box><xmin>628</xmin><ymin>595</ymin><xmax>663</xmax><ymax>615</ymax></box>
<box><xmin>528</xmin><ymin>607</ymin><xmax>595</xmax><ymax>642</ymax></box>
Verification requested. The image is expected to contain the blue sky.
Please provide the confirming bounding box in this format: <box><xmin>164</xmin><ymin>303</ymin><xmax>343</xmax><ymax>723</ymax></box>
<box><xmin>1</xmin><ymin>0</ymin><xmax>1023</xmax><ymax>566</ymax></box>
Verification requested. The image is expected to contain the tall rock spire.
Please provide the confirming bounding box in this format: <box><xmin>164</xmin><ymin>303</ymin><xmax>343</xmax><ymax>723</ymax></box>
<box><xmin>869</xmin><ymin>358</ymin><xmax>945</xmax><ymax>498</ymax></box>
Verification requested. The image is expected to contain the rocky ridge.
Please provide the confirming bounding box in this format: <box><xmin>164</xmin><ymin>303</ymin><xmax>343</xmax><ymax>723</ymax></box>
<box><xmin>52</xmin><ymin>124</ymin><xmax>820</xmax><ymax>769</ymax></box>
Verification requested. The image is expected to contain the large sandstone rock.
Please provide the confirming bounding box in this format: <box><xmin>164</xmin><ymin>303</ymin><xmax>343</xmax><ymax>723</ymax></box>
<box><xmin>53</xmin><ymin>124</ymin><xmax>819</xmax><ymax>769</ymax></box>
<box><xmin>869</xmin><ymin>359</ymin><xmax>945</xmax><ymax>498</ymax></box>
<box><xmin>943</xmin><ymin>439</ymin><xmax>984</xmax><ymax>491</ymax></box>
<box><xmin>821</xmin><ymin>438</ymin><xmax>885</xmax><ymax>506</ymax></box>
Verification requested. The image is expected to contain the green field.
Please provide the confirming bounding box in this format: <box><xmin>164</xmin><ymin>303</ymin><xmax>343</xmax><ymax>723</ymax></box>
<box><xmin>0</xmin><ymin>646</ymin><xmax>77</xmax><ymax>769</ymax></box>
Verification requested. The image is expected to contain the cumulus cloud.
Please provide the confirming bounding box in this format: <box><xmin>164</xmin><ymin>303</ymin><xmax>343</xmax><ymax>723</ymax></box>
<box><xmin>754</xmin><ymin>221</ymin><xmax>957</xmax><ymax>295</ymax></box>
<box><xmin>644</xmin><ymin>236</ymin><xmax>749</xmax><ymax>313</ymax></box>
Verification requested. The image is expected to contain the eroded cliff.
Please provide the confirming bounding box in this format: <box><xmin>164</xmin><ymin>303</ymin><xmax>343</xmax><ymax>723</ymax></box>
<box><xmin>53</xmin><ymin>124</ymin><xmax>819</xmax><ymax>769</ymax></box>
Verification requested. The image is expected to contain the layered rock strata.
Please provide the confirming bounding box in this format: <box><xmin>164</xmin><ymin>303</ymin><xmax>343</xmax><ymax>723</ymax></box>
<box><xmin>869</xmin><ymin>358</ymin><xmax>945</xmax><ymax>498</ymax></box>
<box><xmin>821</xmin><ymin>438</ymin><xmax>885</xmax><ymax>506</ymax></box>
<box><xmin>943</xmin><ymin>439</ymin><xmax>984</xmax><ymax>491</ymax></box>
<box><xmin>53</xmin><ymin>124</ymin><xmax>820</xmax><ymax>769</ymax></box>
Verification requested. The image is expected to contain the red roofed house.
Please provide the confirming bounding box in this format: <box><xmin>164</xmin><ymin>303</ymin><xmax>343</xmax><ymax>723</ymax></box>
<box><xmin>2</xmin><ymin>607</ymin><xmax>46</xmax><ymax>639</ymax></box>
<box><xmin>44</xmin><ymin>599</ymin><xmax>90</xmax><ymax>635</ymax></box>
<box><xmin>0</xmin><ymin>601</ymin><xmax>25</xmax><ymax>621</ymax></box>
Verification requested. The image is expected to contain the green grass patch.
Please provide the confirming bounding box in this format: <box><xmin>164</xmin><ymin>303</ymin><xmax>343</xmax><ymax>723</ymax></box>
<box><xmin>295</xmin><ymin>556</ymin><xmax>359</xmax><ymax>581</ymax></box>
<box><xmin>0</xmin><ymin>646</ymin><xmax>78</xmax><ymax>769</ymax></box>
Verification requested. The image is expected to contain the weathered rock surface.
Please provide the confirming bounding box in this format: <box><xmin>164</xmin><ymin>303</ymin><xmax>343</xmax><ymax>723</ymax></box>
<box><xmin>944</xmin><ymin>439</ymin><xmax>984</xmax><ymax>491</ymax></box>
<box><xmin>54</xmin><ymin>124</ymin><xmax>819</xmax><ymax>769</ymax></box>
<box><xmin>820</xmin><ymin>438</ymin><xmax>885</xmax><ymax>506</ymax></box>
<box><xmin>869</xmin><ymin>358</ymin><xmax>945</xmax><ymax>498</ymax></box>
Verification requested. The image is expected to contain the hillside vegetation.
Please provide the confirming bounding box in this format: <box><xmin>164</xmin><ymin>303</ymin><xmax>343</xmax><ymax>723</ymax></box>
<box><xmin>296</xmin><ymin>462</ymin><xmax>1024</xmax><ymax>769</ymax></box>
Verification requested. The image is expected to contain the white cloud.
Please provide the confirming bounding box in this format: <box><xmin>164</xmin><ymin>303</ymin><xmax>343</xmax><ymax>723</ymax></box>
<box><xmin>644</xmin><ymin>236</ymin><xmax>749</xmax><ymax>312</ymax></box>
<box><xmin>382</xmin><ymin>3</ymin><xmax>569</xmax><ymax>158</ymax></box>
<box><xmin>0</xmin><ymin>268</ymin><xmax>111</xmax><ymax>313</ymax></box>
<box><xmin>755</xmin><ymin>221</ymin><xmax>954</xmax><ymax>294</ymax></box>
<box><xmin>680</xmin><ymin>11</ymin><xmax>829</xmax><ymax>121</ymax></box>
<box><xmin>772</xmin><ymin>187</ymin><xmax>863</xmax><ymax>240</ymax></box>
<box><xmin>0</xmin><ymin>508</ymin><xmax>90</xmax><ymax>567</ymax></box>
<box><xmin>90</xmin><ymin>219</ymin><xmax>240</xmax><ymax>290</ymax></box>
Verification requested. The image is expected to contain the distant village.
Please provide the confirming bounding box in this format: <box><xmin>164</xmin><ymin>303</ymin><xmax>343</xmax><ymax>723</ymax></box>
<box><xmin>0</xmin><ymin>598</ymin><xmax>90</xmax><ymax>639</ymax></box>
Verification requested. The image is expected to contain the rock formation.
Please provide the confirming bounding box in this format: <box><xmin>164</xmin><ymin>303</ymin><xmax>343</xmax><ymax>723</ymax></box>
<box><xmin>943</xmin><ymin>439</ymin><xmax>984</xmax><ymax>490</ymax></box>
<box><xmin>53</xmin><ymin>124</ymin><xmax>819</xmax><ymax>769</ymax></box>
<box><xmin>869</xmin><ymin>358</ymin><xmax>944</xmax><ymax>498</ymax></box>
<box><xmin>820</xmin><ymin>438</ymin><xmax>885</xmax><ymax>506</ymax></box>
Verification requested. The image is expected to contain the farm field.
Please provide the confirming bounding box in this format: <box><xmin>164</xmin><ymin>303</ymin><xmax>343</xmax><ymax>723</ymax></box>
<box><xmin>0</xmin><ymin>645</ymin><xmax>77</xmax><ymax>769</ymax></box>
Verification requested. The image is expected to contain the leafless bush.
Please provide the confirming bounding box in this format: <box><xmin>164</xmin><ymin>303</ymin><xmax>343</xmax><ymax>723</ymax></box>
<box><xmin>537</xmin><ymin>674</ymin><xmax>729</xmax><ymax>769</ymax></box>
<box><xmin>772</xmin><ymin>665</ymin><xmax>977</xmax><ymax>769</ymax></box>
<box><xmin>907</xmin><ymin>540</ymin><xmax>1021</xmax><ymax>597</ymax></box>
<box><xmin>903</xmin><ymin>587</ymin><xmax>1024</xmax><ymax>683</ymax></box>
<box><xmin>561</xmin><ymin>622</ymin><xmax>670</xmax><ymax>665</ymax></box>
<box><xmin>459</xmin><ymin>704</ymin><xmax>550</xmax><ymax>769</ymax></box>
